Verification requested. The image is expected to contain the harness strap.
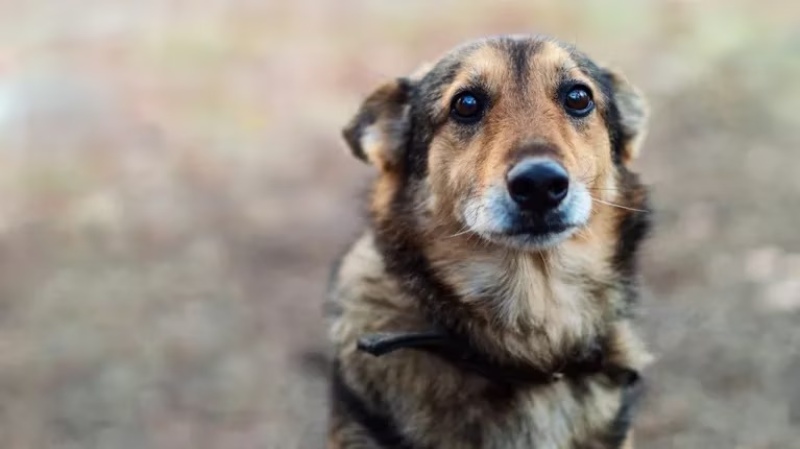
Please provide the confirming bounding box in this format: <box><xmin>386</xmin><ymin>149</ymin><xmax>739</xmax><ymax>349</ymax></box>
<box><xmin>357</xmin><ymin>330</ymin><xmax>619</xmax><ymax>386</ymax></box>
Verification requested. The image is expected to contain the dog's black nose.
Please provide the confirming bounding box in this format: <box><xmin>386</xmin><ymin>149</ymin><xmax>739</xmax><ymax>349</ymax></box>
<box><xmin>507</xmin><ymin>160</ymin><xmax>569</xmax><ymax>212</ymax></box>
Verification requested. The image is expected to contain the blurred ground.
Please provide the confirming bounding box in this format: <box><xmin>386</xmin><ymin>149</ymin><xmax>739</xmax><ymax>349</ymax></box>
<box><xmin>0</xmin><ymin>1</ymin><xmax>797</xmax><ymax>448</ymax></box>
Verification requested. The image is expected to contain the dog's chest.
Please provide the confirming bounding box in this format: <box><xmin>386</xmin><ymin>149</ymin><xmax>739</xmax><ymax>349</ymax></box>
<box><xmin>445</xmin><ymin>254</ymin><xmax>608</xmax><ymax>355</ymax></box>
<box><xmin>426</xmin><ymin>377</ymin><xmax>625</xmax><ymax>449</ymax></box>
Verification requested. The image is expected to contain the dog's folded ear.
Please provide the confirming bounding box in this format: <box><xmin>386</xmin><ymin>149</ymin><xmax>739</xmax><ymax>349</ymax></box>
<box><xmin>604</xmin><ymin>69</ymin><xmax>648</xmax><ymax>165</ymax></box>
<box><xmin>342</xmin><ymin>78</ymin><xmax>412</xmax><ymax>171</ymax></box>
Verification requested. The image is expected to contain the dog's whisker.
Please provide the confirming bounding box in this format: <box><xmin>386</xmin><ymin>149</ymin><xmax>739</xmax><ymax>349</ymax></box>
<box><xmin>446</xmin><ymin>227</ymin><xmax>473</xmax><ymax>239</ymax></box>
<box><xmin>591</xmin><ymin>197</ymin><xmax>648</xmax><ymax>213</ymax></box>
<box><xmin>577</xmin><ymin>174</ymin><xmax>601</xmax><ymax>187</ymax></box>
<box><xmin>578</xmin><ymin>225</ymin><xmax>598</xmax><ymax>243</ymax></box>
<box><xmin>538</xmin><ymin>251</ymin><xmax>552</xmax><ymax>280</ymax></box>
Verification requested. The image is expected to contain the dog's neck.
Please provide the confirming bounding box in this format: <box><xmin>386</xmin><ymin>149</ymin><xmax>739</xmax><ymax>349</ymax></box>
<box><xmin>430</xmin><ymin>228</ymin><xmax>621</xmax><ymax>367</ymax></box>
<box><xmin>375</xmin><ymin>217</ymin><xmax>638</xmax><ymax>375</ymax></box>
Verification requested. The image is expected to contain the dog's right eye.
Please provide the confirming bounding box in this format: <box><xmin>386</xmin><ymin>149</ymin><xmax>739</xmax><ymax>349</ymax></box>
<box><xmin>450</xmin><ymin>92</ymin><xmax>484</xmax><ymax>123</ymax></box>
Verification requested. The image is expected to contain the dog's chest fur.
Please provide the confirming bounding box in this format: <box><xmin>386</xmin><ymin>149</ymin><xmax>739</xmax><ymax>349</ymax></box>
<box><xmin>428</xmin><ymin>235</ymin><xmax>615</xmax><ymax>368</ymax></box>
<box><xmin>432</xmin><ymin>379</ymin><xmax>626</xmax><ymax>449</ymax></box>
<box><xmin>328</xmin><ymin>233</ymin><xmax>643</xmax><ymax>449</ymax></box>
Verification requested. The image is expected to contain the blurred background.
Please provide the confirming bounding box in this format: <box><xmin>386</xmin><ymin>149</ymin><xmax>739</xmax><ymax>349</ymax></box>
<box><xmin>0</xmin><ymin>0</ymin><xmax>797</xmax><ymax>448</ymax></box>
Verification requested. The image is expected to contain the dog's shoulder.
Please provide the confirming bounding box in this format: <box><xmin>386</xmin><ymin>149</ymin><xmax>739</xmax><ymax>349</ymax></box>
<box><xmin>327</xmin><ymin>232</ymin><xmax>423</xmax><ymax>341</ymax></box>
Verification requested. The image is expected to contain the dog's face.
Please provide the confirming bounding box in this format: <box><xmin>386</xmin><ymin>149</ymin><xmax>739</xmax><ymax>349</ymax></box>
<box><xmin>344</xmin><ymin>36</ymin><xmax>647</xmax><ymax>250</ymax></box>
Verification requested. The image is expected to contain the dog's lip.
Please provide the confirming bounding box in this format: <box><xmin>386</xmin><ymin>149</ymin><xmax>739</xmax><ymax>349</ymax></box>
<box><xmin>475</xmin><ymin>223</ymin><xmax>579</xmax><ymax>249</ymax></box>
<box><xmin>498</xmin><ymin>222</ymin><xmax>575</xmax><ymax>237</ymax></box>
<box><xmin>477</xmin><ymin>224</ymin><xmax>578</xmax><ymax>250</ymax></box>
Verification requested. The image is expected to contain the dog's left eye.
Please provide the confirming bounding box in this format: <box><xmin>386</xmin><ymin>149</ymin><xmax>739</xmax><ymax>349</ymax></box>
<box><xmin>450</xmin><ymin>92</ymin><xmax>485</xmax><ymax>123</ymax></box>
<box><xmin>563</xmin><ymin>85</ymin><xmax>594</xmax><ymax>117</ymax></box>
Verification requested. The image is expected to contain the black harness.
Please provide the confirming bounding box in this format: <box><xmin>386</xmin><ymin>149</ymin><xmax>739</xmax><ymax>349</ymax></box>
<box><xmin>357</xmin><ymin>330</ymin><xmax>625</xmax><ymax>385</ymax></box>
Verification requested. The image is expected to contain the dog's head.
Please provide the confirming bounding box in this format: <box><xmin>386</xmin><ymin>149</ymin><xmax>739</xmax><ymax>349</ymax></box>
<box><xmin>343</xmin><ymin>36</ymin><xmax>647</xmax><ymax>251</ymax></box>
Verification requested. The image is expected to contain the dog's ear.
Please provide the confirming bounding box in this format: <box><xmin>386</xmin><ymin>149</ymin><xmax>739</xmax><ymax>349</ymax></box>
<box><xmin>342</xmin><ymin>78</ymin><xmax>412</xmax><ymax>172</ymax></box>
<box><xmin>605</xmin><ymin>68</ymin><xmax>648</xmax><ymax>165</ymax></box>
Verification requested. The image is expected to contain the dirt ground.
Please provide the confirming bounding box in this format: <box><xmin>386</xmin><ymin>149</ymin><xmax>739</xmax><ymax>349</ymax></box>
<box><xmin>0</xmin><ymin>1</ymin><xmax>797</xmax><ymax>448</ymax></box>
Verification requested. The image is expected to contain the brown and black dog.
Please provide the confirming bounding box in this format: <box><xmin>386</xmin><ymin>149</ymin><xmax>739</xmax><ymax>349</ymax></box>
<box><xmin>326</xmin><ymin>35</ymin><xmax>652</xmax><ymax>449</ymax></box>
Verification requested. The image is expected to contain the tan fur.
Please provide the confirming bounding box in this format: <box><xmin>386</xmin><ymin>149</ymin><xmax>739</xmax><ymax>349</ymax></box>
<box><xmin>329</xmin><ymin>36</ymin><xmax>651</xmax><ymax>449</ymax></box>
<box><xmin>620</xmin><ymin>432</ymin><xmax>635</xmax><ymax>449</ymax></box>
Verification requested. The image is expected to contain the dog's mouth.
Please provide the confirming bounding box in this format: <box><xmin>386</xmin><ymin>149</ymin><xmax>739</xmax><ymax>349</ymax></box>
<box><xmin>503</xmin><ymin>215</ymin><xmax>574</xmax><ymax>236</ymax></box>
<box><xmin>460</xmin><ymin>183</ymin><xmax>592</xmax><ymax>250</ymax></box>
<box><xmin>481</xmin><ymin>222</ymin><xmax>580</xmax><ymax>250</ymax></box>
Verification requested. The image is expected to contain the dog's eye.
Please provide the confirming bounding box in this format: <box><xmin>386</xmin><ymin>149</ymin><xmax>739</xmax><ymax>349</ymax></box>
<box><xmin>451</xmin><ymin>92</ymin><xmax>484</xmax><ymax>123</ymax></box>
<box><xmin>563</xmin><ymin>85</ymin><xmax>594</xmax><ymax>117</ymax></box>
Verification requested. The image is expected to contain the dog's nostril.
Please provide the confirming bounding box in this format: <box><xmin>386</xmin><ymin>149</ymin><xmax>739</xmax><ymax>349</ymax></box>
<box><xmin>507</xmin><ymin>176</ymin><xmax>535</xmax><ymax>203</ymax></box>
<box><xmin>547</xmin><ymin>177</ymin><xmax>569</xmax><ymax>201</ymax></box>
<box><xmin>507</xmin><ymin>160</ymin><xmax>569</xmax><ymax>211</ymax></box>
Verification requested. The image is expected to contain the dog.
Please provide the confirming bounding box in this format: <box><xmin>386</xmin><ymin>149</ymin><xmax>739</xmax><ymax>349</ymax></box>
<box><xmin>326</xmin><ymin>35</ymin><xmax>653</xmax><ymax>449</ymax></box>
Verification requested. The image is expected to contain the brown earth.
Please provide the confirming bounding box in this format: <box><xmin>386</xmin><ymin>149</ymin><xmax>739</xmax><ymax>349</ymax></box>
<box><xmin>0</xmin><ymin>1</ymin><xmax>797</xmax><ymax>448</ymax></box>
